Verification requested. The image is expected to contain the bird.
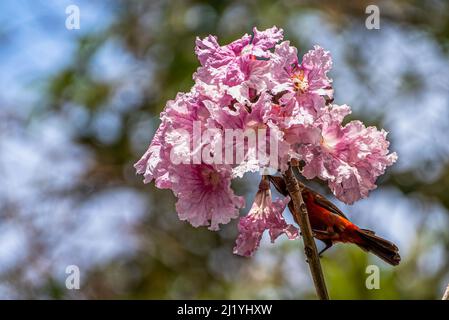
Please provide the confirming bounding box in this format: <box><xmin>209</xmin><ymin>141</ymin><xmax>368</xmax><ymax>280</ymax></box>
<box><xmin>268</xmin><ymin>175</ymin><xmax>401</xmax><ymax>266</ymax></box>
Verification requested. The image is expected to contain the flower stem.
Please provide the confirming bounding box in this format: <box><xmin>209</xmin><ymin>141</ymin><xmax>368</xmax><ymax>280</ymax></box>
<box><xmin>282</xmin><ymin>165</ymin><xmax>330</xmax><ymax>300</ymax></box>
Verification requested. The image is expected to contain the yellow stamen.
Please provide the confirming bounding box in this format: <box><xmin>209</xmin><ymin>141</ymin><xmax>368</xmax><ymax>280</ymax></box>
<box><xmin>292</xmin><ymin>70</ymin><xmax>309</xmax><ymax>93</ymax></box>
<box><xmin>202</xmin><ymin>169</ymin><xmax>220</xmax><ymax>188</ymax></box>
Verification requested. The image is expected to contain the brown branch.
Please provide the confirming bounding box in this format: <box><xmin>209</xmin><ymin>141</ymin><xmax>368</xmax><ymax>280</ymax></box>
<box><xmin>443</xmin><ymin>283</ymin><xmax>449</xmax><ymax>300</ymax></box>
<box><xmin>282</xmin><ymin>165</ymin><xmax>330</xmax><ymax>300</ymax></box>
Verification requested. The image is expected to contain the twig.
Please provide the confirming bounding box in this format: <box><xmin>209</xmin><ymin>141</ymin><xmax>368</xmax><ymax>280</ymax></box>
<box><xmin>443</xmin><ymin>283</ymin><xmax>449</xmax><ymax>300</ymax></box>
<box><xmin>282</xmin><ymin>165</ymin><xmax>330</xmax><ymax>300</ymax></box>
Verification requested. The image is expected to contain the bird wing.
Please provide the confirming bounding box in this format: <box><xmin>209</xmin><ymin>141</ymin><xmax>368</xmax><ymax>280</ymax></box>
<box><xmin>304</xmin><ymin>186</ymin><xmax>349</xmax><ymax>220</ymax></box>
<box><xmin>268</xmin><ymin>175</ymin><xmax>349</xmax><ymax>220</ymax></box>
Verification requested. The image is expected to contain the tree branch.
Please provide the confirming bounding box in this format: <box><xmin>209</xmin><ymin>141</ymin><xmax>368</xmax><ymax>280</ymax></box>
<box><xmin>282</xmin><ymin>165</ymin><xmax>330</xmax><ymax>300</ymax></box>
<box><xmin>443</xmin><ymin>283</ymin><xmax>449</xmax><ymax>300</ymax></box>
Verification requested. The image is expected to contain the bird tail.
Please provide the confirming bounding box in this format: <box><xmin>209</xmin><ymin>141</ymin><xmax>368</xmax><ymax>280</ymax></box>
<box><xmin>355</xmin><ymin>229</ymin><xmax>401</xmax><ymax>266</ymax></box>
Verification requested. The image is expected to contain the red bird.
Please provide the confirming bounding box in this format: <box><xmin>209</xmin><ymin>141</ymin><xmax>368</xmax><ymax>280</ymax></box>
<box><xmin>269</xmin><ymin>176</ymin><xmax>401</xmax><ymax>266</ymax></box>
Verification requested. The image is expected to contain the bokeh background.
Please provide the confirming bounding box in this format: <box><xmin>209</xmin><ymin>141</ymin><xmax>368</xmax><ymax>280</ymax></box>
<box><xmin>1</xmin><ymin>0</ymin><xmax>449</xmax><ymax>299</ymax></box>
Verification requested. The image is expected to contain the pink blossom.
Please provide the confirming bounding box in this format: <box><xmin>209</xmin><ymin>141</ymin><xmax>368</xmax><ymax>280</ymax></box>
<box><xmin>172</xmin><ymin>164</ymin><xmax>245</xmax><ymax>230</ymax></box>
<box><xmin>300</xmin><ymin>45</ymin><xmax>333</xmax><ymax>98</ymax></box>
<box><xmin>270</xmin><ymin>41</ymin><xmax>299</xmax><ymax>93</ymax></box>
<box><xmin>195</xmin><ymin>83</ymin><xmax>290</xmax><ymax>176</ymax></box>
<box><xmin>134</xmin><ymin>119</ymin><xmax>172</xmax><ymax>188</ymax></box>
<box><xmin>271</xmin><ymin>43</ymin><xmax>333</xmax><ymax>115</ymax></box>
<box><xmin>135</xmin><ymin>90</ymin><xmax>210</xmax><ymax>187</ymax></box>
<box><xmin>135</xmin><ymin>27</ymin><xmax>398</xmax><ymax>256</ymax></box>
<box><xmin>233</xmin><ymin>179</ymin><xmax>298</xmax><ymax>256</ymax></box>
<box><xmin>194</xmin><ymin>27</ymin><xmax>283</xmax><ymax>90</ymax></box>
<box><xmin>249</xmin><ymin>26</ymin><xmax>284</xmax><ymax>56</ymax></box>
<box><xmin>299</xmin><ymin>104</ymin><xmax>397</xmax><ymax>204</ymax></box>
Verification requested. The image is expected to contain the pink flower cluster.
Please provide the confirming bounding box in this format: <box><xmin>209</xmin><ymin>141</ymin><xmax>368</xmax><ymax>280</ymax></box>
<box><xmin>135</xmin><ymin>27</ymin><xmax>397</xmax><ymax>256</ymax></box>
